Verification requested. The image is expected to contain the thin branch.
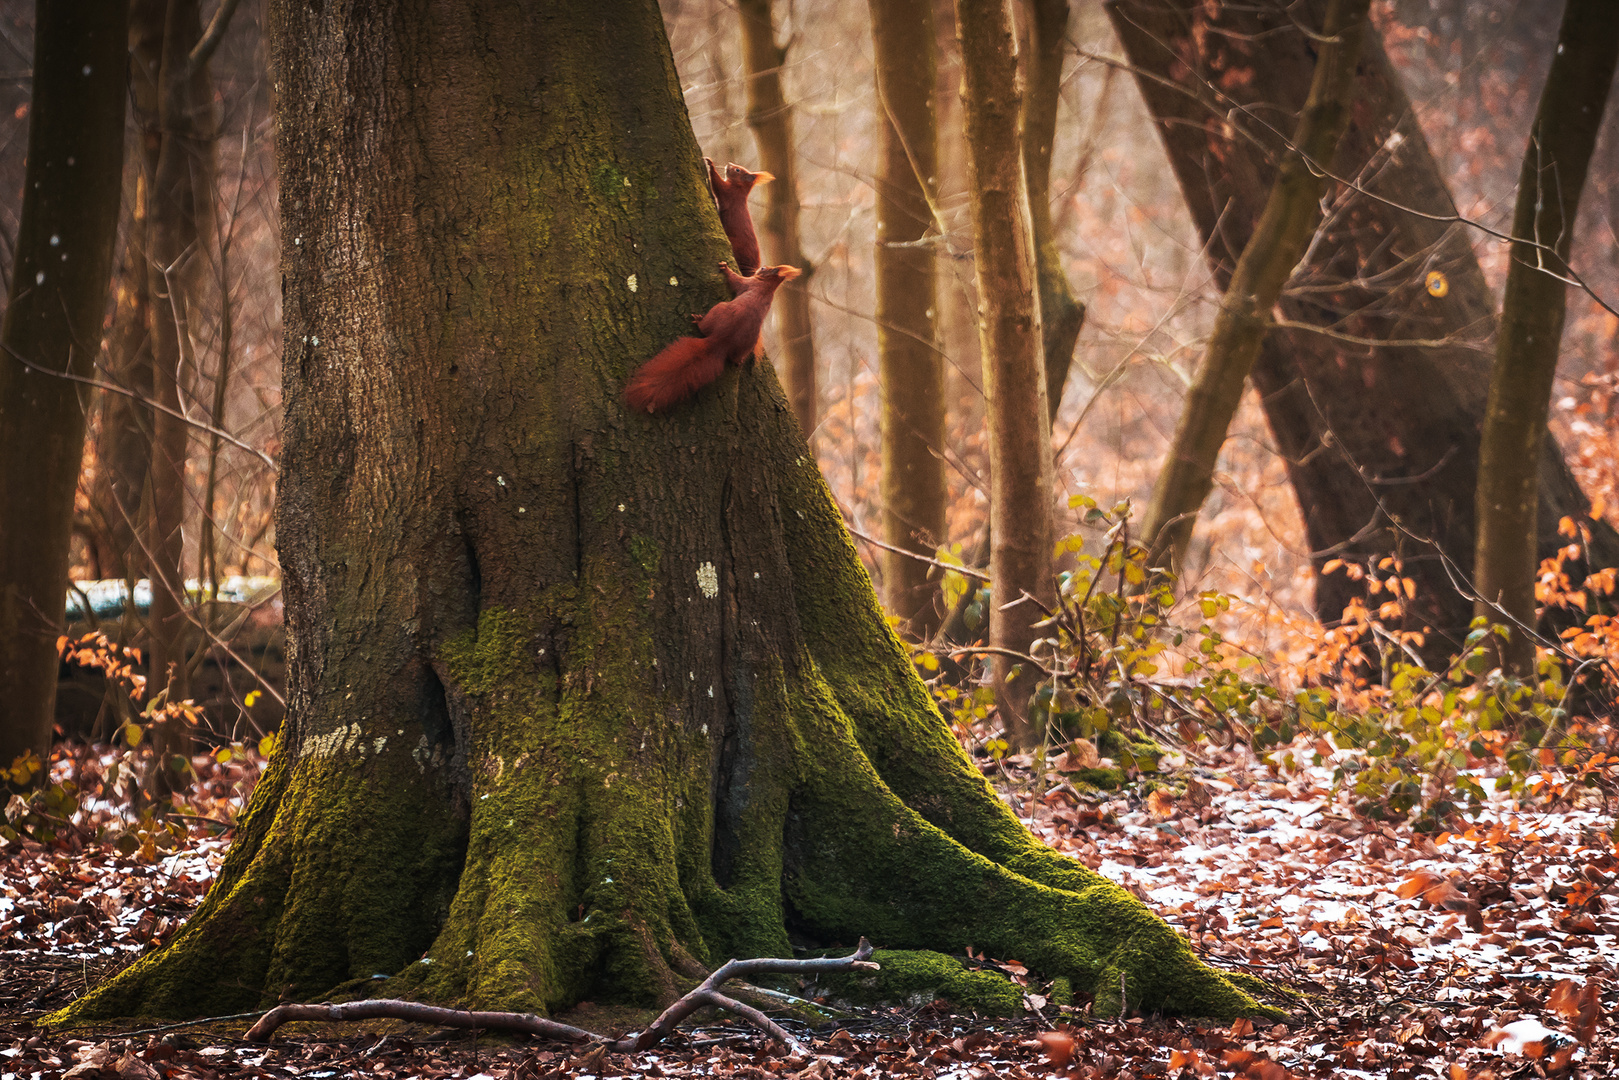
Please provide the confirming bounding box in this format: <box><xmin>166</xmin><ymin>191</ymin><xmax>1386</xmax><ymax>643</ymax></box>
<box><xmin>0</xmin><ymin>341</ymin><xmax>276</xmax><ymax>469</ymax></box>
<box><xmin>845</xmin><ymin>524</ymin><xmax>991</xmax><ymax>582</ymax></box>
<box><xmin>187</xmin><ymin>0</ymin><xmax>243</xmax><ymax>77</ymax></box>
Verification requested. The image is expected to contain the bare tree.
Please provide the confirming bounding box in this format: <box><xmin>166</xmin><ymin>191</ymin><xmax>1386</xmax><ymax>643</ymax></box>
<box><xmin>956</xmin><ymin>0</ymin><xmax>1054</xmax><ymax>749</ymax></box>
<box><xmin>1475</xmin><ymin>0</ymin><xmax>1619</xmax><ymax>673</ymax></box>
<box><xmin>0</xmin><ymin>0</ymin><xmax>127</xmax><ymax>779</ymax></box>
<box><xmin>1138</xmin><ymin>0</ymin><xmax>1371</xmax><ymax>578</ymax></box>
<box><xmin>738</xmin><ymin>0</ymin><xmax>818</xmax><ymax>438</ymax></box>
<box><xmin>871</xmin><ymin>0</ymin><xmax>947</xmax><ymax>635</ymax></box>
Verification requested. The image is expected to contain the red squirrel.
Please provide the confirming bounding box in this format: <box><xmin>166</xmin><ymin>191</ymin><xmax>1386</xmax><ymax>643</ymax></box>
<box><xmin>625</xmin><ymin>263</ymin><xmax>801</xmax><ymax>414</ymax></box>
<box><xmin>705</xmin><ymin>158</ymin><xmax>773</xmax><ymax>276</ymax></box>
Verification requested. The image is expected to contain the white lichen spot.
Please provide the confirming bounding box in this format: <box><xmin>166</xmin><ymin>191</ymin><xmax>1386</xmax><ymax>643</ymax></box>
<box><xmin>627</xmin><ymin>274</ymin><xmax>639</xmax><ymax>293</ymax></box>
<box><xmin>480</xmin><ymin>793</ymin><xmax>489</xmax><ymax>800</ymax></box>
<box><xmin>496</xmin><ymin>475</ymin><xmax>506</xmax><ymax>486</ymax></box>
<box><xmin>696</xmin><ymin>561</ymin><xmax>719</xmax><ymax>598</ymax></box>
<box><xmin>753</xmin><ymin>572</ymin><xmax>760</xmax><ymax>579</ymax></box>
<box><xmin>669</xmin><ymin>276</ymin><xmax>678</xmax><ymax>286</ymax></box>
<box><xmin>34</xmin><ymin>271</ymin><xmax>43</xmax><ymax>285</ymax></box>
<box><xmin>49</xmin><ymin>234</ymin><xmax>58</xmax><ymax>246</ymax></box>
<box><xmin>312</xmin><ymin>337</ymin><xmax>320</xmax><ymax>346</ymax></box>
<box><xmin>707</xmin><ymin>686</ymin><xmax>714</xmax><ymax>698</ymax></box>
<box><xmin>304</xmin><ymin>722</ymin><xmax>364</xmax><ymax>758</ymax></box>
<box><xmin>466</xmin><ymin>950</ymin><xmax>474</xmax><ymax>957</ymax></box>
<box><xmin>618</xmin><ymin>503</ymin><xmax>626</xmax><ymax>512</ymax></box>
<box><xmin>689</xmin><ymin>671</ymin><xmax>695</xmax><ymax>681</ymax></box>
<box><xmin>700</xmin><ymin>724</ymin><xmax>708</xmax><ymax>736</ymax></box>
<box><xmin>797</xmin><ymin>510</ymin><xmax>805</xmax><ymax>519</ymax></box>
<box><xmin>372</xmin><ymin>736</ymin><xmax>387</xmax><ymax>755</ymax></box>
<box><xmin>623</xmin><ymin>176</ymin><xmax>631</xmax><ymax>186</ymax></box>
<box><xmin>82</xmin><ymin>65</ymin><xmax>91</xmax><ymax>75</ymax></box>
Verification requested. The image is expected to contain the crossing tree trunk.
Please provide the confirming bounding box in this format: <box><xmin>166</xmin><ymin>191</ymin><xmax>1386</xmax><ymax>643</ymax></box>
<box><xmin>1108</xmin><ymin>0</ymin><xmax>1619</xmax><ymax>657</ymax></box>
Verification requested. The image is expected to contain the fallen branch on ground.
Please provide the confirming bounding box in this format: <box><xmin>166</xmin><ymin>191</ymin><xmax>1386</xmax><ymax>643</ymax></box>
<box><xmin>245</xmin><ymin>938</ymin><xmax>880</xmax><ymax>1054</ymax></box>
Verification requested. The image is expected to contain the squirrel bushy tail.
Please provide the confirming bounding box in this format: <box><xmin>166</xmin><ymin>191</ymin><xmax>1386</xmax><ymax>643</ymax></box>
<box><xmin>624</xmin><ymin>335</ymin><xmax>727</xmax><ymax>414</ymax></box>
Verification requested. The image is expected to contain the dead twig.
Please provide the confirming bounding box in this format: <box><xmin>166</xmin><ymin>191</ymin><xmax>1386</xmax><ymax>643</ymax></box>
<box><xmin>245</xmin><ymin>938</ymin><xmax>879</xmax><ymax>1054</ymax></box>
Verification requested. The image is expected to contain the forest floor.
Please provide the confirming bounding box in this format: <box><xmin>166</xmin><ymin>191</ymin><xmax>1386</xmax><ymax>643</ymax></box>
<box><xmin>1</xmin><ymin>742</ymin><xmax>1615</xmax><ymax>1080</ymax></box>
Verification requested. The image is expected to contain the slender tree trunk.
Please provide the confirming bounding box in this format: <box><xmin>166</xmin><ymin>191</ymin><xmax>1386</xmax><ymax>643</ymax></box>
<box><xmin>146</xmin><ymin>0</ymin><xmax>223</xmax><ymax>783</ymax></box>
<box><xmin>1021</xmin><ymin>0</ymin><xmax>1084</xmax><ymax>423</ymax></box>
<box><xmin>55</xmin><ymin>0</ymin><xmax>1262</xmax><ymax>1026</ymax></box>
<box><xmin>1139</xmin><ymin>0</ymin><xmax>1370</xmax><ymax>577</ymax></box>
<box><xmin>87</xmin><ymin>0</ymin><xmax>167</xmax><ymax>583</ymax></box>
<box><xmin>871</xmin><ymin>0</ymin><xmax>947</xmax><ymax>636</ymax></box>
<box><xmin>0</xmin><ymin>0</ymin><xmax>127</xmax><ymax>779</ymax></box>
<box><xmin>1475</xmin><ymin>1</ymin><xmax>1619</xmax><ymax>674</ymax></box>
<box><xmin>1108</xmin><ymin>0</ymin><xmax>1619</xmax><ymax>659</ymax></box>
<box><xmin>738</xmin><ymin>0</ymin><xmax>817</xmax><ymax>439</ymax></box>
<box><xmin>956</xmin><ymin>0</ymin><xmax>1054</xmax><ymax>750</ymax></box>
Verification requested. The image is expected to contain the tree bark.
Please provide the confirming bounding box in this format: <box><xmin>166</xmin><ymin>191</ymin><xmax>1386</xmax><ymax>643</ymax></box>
<box><xmin>1021</xmin><ymin>0</ymin><xmax>1084</xmax><ymax>424</ymax></box>
<box><xmin>86</xmin><ymin>0</ymin><xmax>167</xmax><ymax>582</ymax></box>
<box><xmin>53</xmin><ymin>0</ymin><xmax>1261</xmax><ymax>1025</ymax></box>
<box><xmin>0</xmin><ymin>0</ymin><xmax>127</xmax><ymax>780</ymax></box>
<box><xmin>145</xmin><ymin>0</ymin><xmax>223</xmax><ymax>786</ymax></box>
<box><xmin>738</xmin><ymin>0</ymin><xmax>817</xmax><ymax>440</ymax></box>
<box><xmin>1107</xmin><ymin>0</ymin><xmax>1619</xmax><ymax>660</ymax></box>
<box><xmin>870</xmin><ymin>0</ymin><xmax>947</xmax><ymax>636</ymax></box>
<box><xmin>956</xmin><ymin>0</ymin><xmax>1055</xmax><ymax>750</ymax></box>
<box><xmin>1139</xmin><ymin>0</ymin><xmax>1370</xmax><ymax>577</ymax></box>
<box><xmin>1474</xmin><ymin>0</ymin><xmax>1619</xmax><ymax>674</ymax></box>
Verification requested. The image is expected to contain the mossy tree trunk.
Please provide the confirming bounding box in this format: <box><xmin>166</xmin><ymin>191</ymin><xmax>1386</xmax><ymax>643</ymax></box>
<box><xmin>1474</xmin><ymin>0</ymin><xmax>1619</xmax><ymax>674</ymax></box>
<box><xmin>956</xmin><ymin>0</ymin><xmax>1055</xmax><ymax>750</ymax></box>
<box><xmin>871</xmin><ymin>0</ymin><xmax>948</xmax><ymax>637</ymax></box>
<box><xmin>1138</xmin><ymin>0</ymin><xmax>1370</xmax><ymax>578</ymax></box>
<box><xmin>56</xmin><ymin>0</ymin><xmax>1262</xmax><ymax>1025</ymax></box>
<box><xmin>0</xmin><ymin>0</ymin><xmax>127</xmax><ymax>779</ymax></box>
<box><xmin>1108</xmin><ymin>0</ymin><xmax>1619</xmax><ymax>658</ymax></box>
<box><xmin>738</xmin><ymin>0</ymin><xmax>818</xmax><ymax>440</ymax></box>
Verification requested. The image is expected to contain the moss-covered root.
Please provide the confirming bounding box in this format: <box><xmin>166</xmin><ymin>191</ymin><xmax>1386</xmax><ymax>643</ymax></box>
<box><xmin>48</xmin><ymin>744</ymin><xmax>467</xmax><ymax>1024</ymax></box>
<box><xmin>784</xmin><ymin>687</ymin><xmax>1280</xmax><ymax>1021</ymax></box>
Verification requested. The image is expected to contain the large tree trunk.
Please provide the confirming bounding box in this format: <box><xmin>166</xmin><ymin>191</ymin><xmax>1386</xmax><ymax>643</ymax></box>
<box><xmin>0</xmin><ymin>0</ymin><xmax>127</xmax><ymax>779</ymax></box>
<box><xmin>1107</xmin><ymin>0</ymin><xmax>1619</xmax><ymax>658</ymax></box>
<box><xmin>957</xmin><ymin>0</ymin><xmax>1055</xmax><ymax>749</ymax></box>
<box><xmin>738</xmin><ymin>0</ymin><xmax>818</xmax><ymax>440</ymax></box>
<box><xmin>1139</xmin><ymin>0</ymin><xmax>1370</xmax><ymax>577</ymax></box>
<box><xmin>1475</xmin><ymin>0</ymin><xmax>1619</xmax><ymax>674</ymax></box>
<box><xmin>870</xmin><ymin>0</ymin><xmax>948</xmax><ymax>636</ymax></box>
<box><xmin>55</xmin><ymin>0</ymin><xmax>1259</xmax><ymax>1024</ymax></box>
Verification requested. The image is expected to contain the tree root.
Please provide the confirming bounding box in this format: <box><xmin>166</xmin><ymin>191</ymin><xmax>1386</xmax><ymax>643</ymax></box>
<box><xmin>244</xmin><ymin>939</ymin><xmax>878</xmax><ymax>1054</ymax></box>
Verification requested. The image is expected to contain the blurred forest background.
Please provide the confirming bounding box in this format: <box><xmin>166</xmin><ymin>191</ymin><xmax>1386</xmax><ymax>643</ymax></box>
<box><xmin>4</xmin><ymin>0</ymin><xmax>1618</xmax><ymax>752</ymax></box>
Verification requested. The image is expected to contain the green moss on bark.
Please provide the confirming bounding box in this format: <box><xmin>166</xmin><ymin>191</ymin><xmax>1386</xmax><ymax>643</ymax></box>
<box><xmin>816</xmin><ymin>950</ymin><xmax>1022</xmax><ymax>1015</ymax></box>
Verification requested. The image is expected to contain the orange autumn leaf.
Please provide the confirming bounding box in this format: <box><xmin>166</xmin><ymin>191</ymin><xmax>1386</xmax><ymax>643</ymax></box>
<box><xmin>1036</xmin><ymin>1030</ymin><xmax>1075</xmax><ymax>1068</ymax></box>
<box><xmin>1448</xmin><ymin>1065</ymin><xmax>1469</xmax><ymax>1080</ymax></box>
<box><xmin>1147</xmin><ymin>788</ymin><xmax>1178</xmax><ymax>818</ymax></box>
<box><xmin>1229</xmin><ymin>1017</ymin><xmax>1256</xmax><ymax>1038</ymax></box>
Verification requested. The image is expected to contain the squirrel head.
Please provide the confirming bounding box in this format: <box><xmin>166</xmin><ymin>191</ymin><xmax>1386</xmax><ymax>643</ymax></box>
<box><xmin>725</xmin><ymin>163</ymin><xmax>773</xmax><ymax>190</ymax></box>
<box><xmin>758</xmin><ymin>265</ymin><xmax>801</xmax><ymax>284</ymax></box>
